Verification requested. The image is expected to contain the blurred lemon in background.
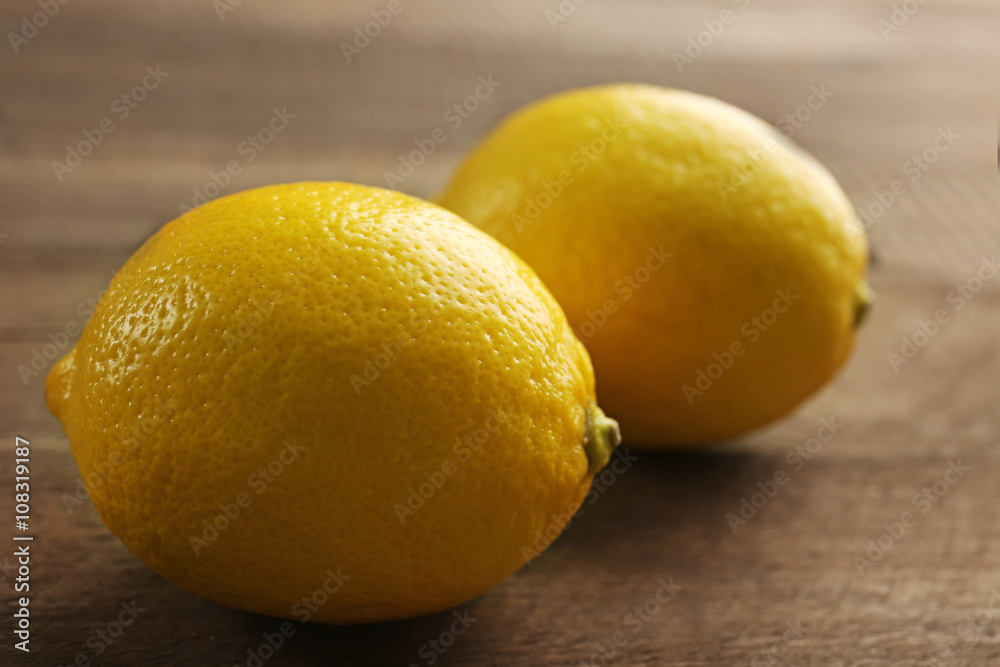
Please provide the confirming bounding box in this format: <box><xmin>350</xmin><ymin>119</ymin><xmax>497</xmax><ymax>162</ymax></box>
<box><xmin>437</xmin><ymin>84</ymin><xmax>871</xmax><ymax>445</ymax></box>
<box><xmin>47</xmin><ymin>181</ymin><xmax>619</xmax><ymax>623</ymax></box>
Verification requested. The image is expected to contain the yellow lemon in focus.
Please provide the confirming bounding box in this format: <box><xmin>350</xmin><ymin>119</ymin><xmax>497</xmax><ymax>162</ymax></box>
<box><xmin>46</xmin><ymin>182</ymin><xmax>619</xmax><ymax>624</ymax></box>
<box><xmin>437</xmin><ymin>84</ymin><xmax>872</xmax><ymax>446</ymax></box>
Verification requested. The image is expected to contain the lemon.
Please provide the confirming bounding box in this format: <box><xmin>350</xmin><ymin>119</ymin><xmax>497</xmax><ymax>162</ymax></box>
<box><xmin>46</xmin><ymin>182</ymin><xmax>620</xmax><ymax>624</ymax></box>
<box><xmin>437</xmin><ymin>84</ymin><xmax>871</xmax><ymax>445</ymax></box>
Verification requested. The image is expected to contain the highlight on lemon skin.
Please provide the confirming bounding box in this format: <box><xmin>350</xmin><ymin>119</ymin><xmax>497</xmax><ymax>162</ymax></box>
<box><xmin>436</xmin><ymin>83</ymin><xmax>872</xmax><ymax>447</ymax></box>
<box><xmin>45</xmin><ymin>180</ymin><xmax>620</xmax><ymax>624</ymax></box>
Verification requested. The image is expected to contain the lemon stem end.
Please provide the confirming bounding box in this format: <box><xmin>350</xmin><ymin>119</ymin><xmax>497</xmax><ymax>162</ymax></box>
<box><xmin>854</xmin><ymin>281</ymin><xmax>875</xmax><ymax>328</ymax></box>
<box><xmin>583</xmin><ymin>403</ymin><xmax>621</xmax><ymax>475</ymax></box>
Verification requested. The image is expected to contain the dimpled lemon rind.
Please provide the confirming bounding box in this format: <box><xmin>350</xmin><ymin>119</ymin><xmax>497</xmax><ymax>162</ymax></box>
<box><xmin>46</xmin><ymin>181</ymin><xmax>607</xmax><ymax>624</ymax></box>
<box><xmin>437</xmin><ymin>84</ymin><xmax>871</xmax><ymax>445</ymax></box>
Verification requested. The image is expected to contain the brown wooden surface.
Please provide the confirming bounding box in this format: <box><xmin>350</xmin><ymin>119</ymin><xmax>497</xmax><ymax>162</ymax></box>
<box><xmin>2</xmin><ymin>1</ymin><xmax>999</xmax><ymax>665</ymax></box>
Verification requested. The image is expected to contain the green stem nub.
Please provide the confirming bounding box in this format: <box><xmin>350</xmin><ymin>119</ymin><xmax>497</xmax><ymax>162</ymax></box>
<box><xmin>854</xmin><ymin>281</ymin><xmax>875</xmax><ymax>328</ymax></box>
<box><xmin>583</xmin><ymin>403</ymin><xmax>622</xmax><ymax>475</ymax></box>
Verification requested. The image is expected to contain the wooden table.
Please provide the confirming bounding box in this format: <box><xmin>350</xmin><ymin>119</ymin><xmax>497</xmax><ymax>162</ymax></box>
<box><xmin>2</xmin><ymin>1</ymin><xmax>998</xmax><ymax>664</ymax></box>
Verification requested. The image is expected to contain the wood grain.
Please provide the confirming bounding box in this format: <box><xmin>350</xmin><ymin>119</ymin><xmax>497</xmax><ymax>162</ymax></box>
<box><xmin>1</xmin><ymin>0</ymin><xmax>998</xmax><ymax>664</ymax></box>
